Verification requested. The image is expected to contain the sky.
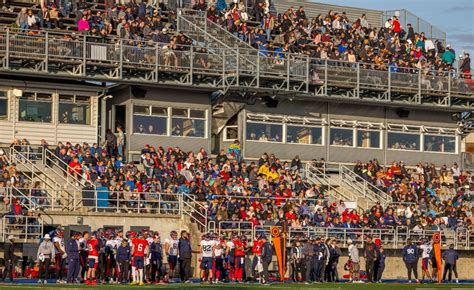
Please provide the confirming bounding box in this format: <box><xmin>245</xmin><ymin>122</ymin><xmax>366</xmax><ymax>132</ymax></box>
<box><xmin>311</xmin><ymin>0</ymin><xmax>474</xmax><ymax>59</ymax></box>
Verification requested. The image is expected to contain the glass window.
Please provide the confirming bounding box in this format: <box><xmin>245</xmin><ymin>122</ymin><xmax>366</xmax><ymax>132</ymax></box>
<box><xmin>133</xmin><ymin>105</ymin><xmax>150</xmax><ymax>115</ymax></box>
<box><xmin>133</xmin><ymin>115</ymin><xmax>167</xmax><ymax>135</ymax></box>
<box><xmin>151</xmin><ymin>106</ymin><xmax>168</xmax><ymax>116</ymax></box>
<box><xmin>172</xmin><ymin>118</ymin><xmax>205</xmax><ymax>137</ymax></box>
<box><xmin>59</xmin><ymin>96</ymin><xmax>91</xmax><ymax>125</ymax></box>
<box><xmin>388</xmin><ymin>132</ymin><xmax>420</xmax><ymax>150</ymax></box>
<box><xmin>246</xmin><ymin>122</ymin><xmax>282</xmax><ymax>142</ymax></box>
<box><xmin>19</xmin><ymin>93</ymin><xmax>52</xmax><ymax>123</ymax></box>
<box><xmin>287</xmin><ymin>125</ymin><xmax>323</xmax><ymax>145</ymax></box>
<box><xmin>172</xmin><ymin>108</ymin><xmax>188</xmax><ymax>117</ymax></box>
<box><xmin>0</xmin><ymin>92</ymin><xmax>7</xmax><ymax>120</ymax></box>
<box><xmin>330</xmin><ymin>128</ymin><xmax>353</xmax><ymax>146</ymax></box>
<box><xmin>357</xmin><ymin>130</ymin><xmax>380</xmax><ymax>149</ymax></box>
<box><xmin>224</xmin><ymin>126</ymin><xmax>238</xmax><ymax>141</ymax></box>
<box><xmin>190</xmin><ymin>110</ymin><xmax>205</xmax><ymax>119</ymax></box>
<box><xmin>424</xmin><ymin>135</ymin><xmax>456</xmax><ymax>153</ymax></box>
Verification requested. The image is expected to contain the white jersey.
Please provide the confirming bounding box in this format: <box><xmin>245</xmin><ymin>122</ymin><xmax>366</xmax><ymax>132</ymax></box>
<box><xmin>164</xmin><ymin>238</ymin><xmax>179</xmax><ymax>256</ymax></box>
<box><xmin>420</xmin><ymin>244</ymin><xmax>432</xmax><ymax>259</ymax></box>
<box><xmin>53</xmin><ymin>236</ymin><xmax>66</xmax><ymax>256</ymax></box>
<box><xmin>213</xmin><ymin>240</ymin><xmax>225</xmax><ymax>258</ymax></box>
<box><xmin>146</xmin><ymin>237</ymin><xmax>154</xmax><ymax>245</ymax></box>
<box><xmin>106</xmin><ymin>239</ymin><xmax>119</xmax><ymax>250</ymax></box>
<box><xmin>200</xmin><ymin>240</ymin><xmax>215</xmax><ymax>258</ymax></box>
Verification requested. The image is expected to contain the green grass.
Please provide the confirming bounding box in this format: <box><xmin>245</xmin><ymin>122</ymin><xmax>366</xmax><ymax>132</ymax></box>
<box><xmin>0</xmin><ymin>283</ymin><xmax>472</xmax><ymax>290</ymax></box>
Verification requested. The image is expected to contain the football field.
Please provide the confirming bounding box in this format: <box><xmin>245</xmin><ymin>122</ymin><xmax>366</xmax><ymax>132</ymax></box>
<box><xmin>0</xmin><ymin>282</ymin><xmax>472</xmax><ymax>290</ymax></box>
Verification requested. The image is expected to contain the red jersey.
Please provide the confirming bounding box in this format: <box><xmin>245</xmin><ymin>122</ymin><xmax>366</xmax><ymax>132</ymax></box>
<box><xmin>234</xmin><ymin>240</ymin><xmax>246</xmax><ymax>257</ymax></box>
<box><xmin>133</xmin><ymin>238</ymin><xmax>148</xmax><ymax>257</ymax></box>
<box><xmin>252</xmin><ymin>240</ymin><xmax>263</xmax><ymax>255</ymax></box>
<box><xmin>88</xmin><ymin>238</ymin><xmax>99</xmax><ymax>257</ymax></box>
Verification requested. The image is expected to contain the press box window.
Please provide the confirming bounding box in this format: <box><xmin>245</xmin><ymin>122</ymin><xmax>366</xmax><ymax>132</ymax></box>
<box><xmin>59</xmin><ymin>95</ymin><xmax>91</xmax><ymax>125</ymax></box>
<box><xmin>19</xmin><ymin>93</ymin><xmax>52</xmax><ymax>123</ymax></box>
<box><xmin>287</xmin><ymin>125</ymin><xmax>322</xmax><ymax>145</ymax></box>
<box><xmin>171</xmin><ymin>108</ymin><xmax>206</xmax><ymax>138</ymax></box>
<box><xmin>133</xmin><ymin>105</ymin><xmax>168</xmax><ymax>135</ymax></box>
<box><xmin>246</xmin><ymin>122</ymin><xmax>283</xmax><ymax>142</ymax></box>
<box><xmin>388</xmin><ymin>132</ymin><xmax>420</xmax><ymax>151</ymax></box>
<box><xmin>330</xmin><ymin>128</ymin><xmax>354</xmax><ymax>147</ymax></box>
<box><xmin>424</xmin><ymin>135</ymin><xmax>456</xmax><ymax>153</ymax></box>
<box><xmin>357</xmin><ymin>130</ymin><xmax>381</xmax><ymax>149</ymax></box>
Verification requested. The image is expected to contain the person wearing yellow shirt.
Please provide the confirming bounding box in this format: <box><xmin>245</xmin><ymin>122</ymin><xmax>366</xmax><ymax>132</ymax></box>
<box><xmin>258</xmin><ymin>162</ymin><xmax>270</xmax><ymax>177</ymax></box>
<box><xmin>267</xmin><ymin>167</ymin><xmax>279</xmax><ymax>181</ymax></box>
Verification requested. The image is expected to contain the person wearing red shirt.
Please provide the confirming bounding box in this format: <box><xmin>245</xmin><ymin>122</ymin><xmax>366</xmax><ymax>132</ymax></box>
<box><xmin>86</xmin><ymin>232</ymin><xmax>99</xmax><ymax>285</ymax></box>
<box><xmin>131</xmin><ymin>233</ymin><xmax>149</xmax><ymax>286</ymax></box>
<box><xmin>251</xmin><ymin>234</ymin><xmax>264</xmax><ymax>280</ymax></box>
<box><xmin>68</xmin><ymin>157</ymin><xmax>82</xmax><ymax>179</ymax></box>
<box><xmin>393</xmin><ymin>16</ymin><xmax>401</xmax><ymax>34</ymax></box>
<box><xmin>233</xmin><ymin>236</ymin><xmax>247</xmax><ymax>282</ymax></box>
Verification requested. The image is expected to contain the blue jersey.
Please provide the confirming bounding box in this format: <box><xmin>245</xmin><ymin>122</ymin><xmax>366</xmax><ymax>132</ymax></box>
<box><xmin>402</xmin><ymin>244</ymin><xmax>419</xmax><ymax>263</ymax></box>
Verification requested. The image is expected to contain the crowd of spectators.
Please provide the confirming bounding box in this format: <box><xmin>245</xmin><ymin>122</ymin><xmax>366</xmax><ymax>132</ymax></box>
<box><xmin>2</xmin><ymin>136</ymin><xmax>472</xmax><ymax>242</ymax></box>
<box><xmin>9</xmin><ymin>0</ymin><xmax>471</xmax><ymax>80</ymax></box>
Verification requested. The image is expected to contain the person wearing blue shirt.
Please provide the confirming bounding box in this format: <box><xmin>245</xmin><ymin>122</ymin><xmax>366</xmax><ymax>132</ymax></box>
<box><xmin>402</xmin><ymin>239</ymin><xmax>420</xmax><ymax>283</ymax></box>
<box><xmin>376</xmin><ymin>246</ymin><xmax>386</xmax><ymax>282</ymax></box>
<box><xmin>442</xmin><ymin>244</ymin><xmax>459</xmax><ymax>283</ymax></box>
<box><xmin>117</xmin><ymin>239</ymin><xmax>131</xmax><ymax>284</ymax></box>
<box><xmin>66</xmin><ymin>232</ymin><xmax>82</xmax><ymax>284</ymax></box>
<box><xmin>150</xmin><ymin>235</ymin><xmax>164</xmax><ymax>283</ymax></box>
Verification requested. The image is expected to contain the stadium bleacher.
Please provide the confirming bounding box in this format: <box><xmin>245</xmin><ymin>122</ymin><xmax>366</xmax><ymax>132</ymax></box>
<box><xmin>0</xmin><ymin>0</ymin><xmax>472</xmax><ymax>285</ymax></box>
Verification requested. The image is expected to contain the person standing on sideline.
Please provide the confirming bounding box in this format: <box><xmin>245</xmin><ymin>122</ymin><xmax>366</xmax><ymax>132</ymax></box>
<box><xmin>442</xmin><ymin>244</ymin><xmax>459</xmax><ymax>283</ymax></box>
<box><xmin>37</xmin><ymin>234</ymin><xmax>55</xmax><ymax>284</ymax></box>
<box><xmin>116</xmin><ymin>126</ymin><xmax>125</xmax><ymax>158</ymax></box>
<box><xmin>2</xmin><ymin>235</ymin><xmax>15</xmax><ymax>282</ymax></box>
<box><xmin>364</xmin><ymin>235</ymin><xmax>377</xmax><ymax>283</ymax></box>
<box><xmin>376</xmin><ymin>246</ymin><xmax>386</xmax><ymax>282</ymax></box>
<box><xmin>348</xmin><ymin>239</ymin><xmax>362</xmax><ymax>283</ymax></box>
<box><xmin>420</xmin><ymin>239</ymin><xmax>433</xmax><ymax>282</ymax></box>
<box><xmin>259</xmin><ymin>235</ymin><xmax>273</xmax><ymax>285</ymax></box>
<box><xmin>66</xmin><ymin>232</ymin><xmax>82</xmax><ymax>284</ymax></box>
<box><xmin>178</xmin><ymin>231</ymin><xmax>193</xmax><ymax>283</ymax></box>
<box><xmin>302</xmin><ymin>236</ymin><xmax>315</xmax><ymax>284</ymax></box>
<box><xmin>402</xmin><ymin>238</ymin><xmax>420</xmax><ymax>283</ymax></box>
<box><xmin>328</xmin><ymin>238</ymin><xmax>341</xmax><ymax>282</ymax></box>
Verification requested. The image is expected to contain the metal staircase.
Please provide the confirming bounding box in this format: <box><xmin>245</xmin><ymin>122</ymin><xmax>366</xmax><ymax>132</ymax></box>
<box><xmin>8</xmin><ymin>147</ymin><xmax>81</xmax><ymax>211</ymax></box>
<box><xmin>177</xmin><ymin>9</ymin><xmax>308</xmax><ymax>94</ymax></box>
<box><xmin>305</xmin><ymin>162</ymin><xmax>369</xmax><ymax>211</ymax></box>
<box><xmin>338</xmin><ymin>164</ymin><xmax>392</xmax><ymax>206</ymax></box>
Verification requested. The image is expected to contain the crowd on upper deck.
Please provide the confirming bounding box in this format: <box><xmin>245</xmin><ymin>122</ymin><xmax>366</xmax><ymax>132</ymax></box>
<box><xmin>8</xmin><ymin>0</ymin><xmax>471</xmax><ymax>79</ymax></box>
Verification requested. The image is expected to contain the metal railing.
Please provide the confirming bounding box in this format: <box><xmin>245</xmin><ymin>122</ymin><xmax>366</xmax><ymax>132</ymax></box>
<box><xmin>0</xmin><ymin>28</ymin><xmax>471</xmax><ymax>108</ymax></box>
<box><xmin>2</xmin><ymin>215</ymin><xmax>43</xmax><ymax>242</ymax></box>
<box><xmin>217</xmin><ymin>221</ymin><xmax>255</xmax><ymax>240</ymax></box>
<box><xmin>181</xmin><ymin>193</ymin><xmax>208</xmax><ymax>232</ymax></box>
<box><xmin>339</xmin><ymin>164</ymin><xmax>392</xmax><ymax>206</ymax></box>
<box><xmin>9</xmin><ymin>147</ymin><xmax>79</xmax><ymax>211</ymax></box>
<box><xmin>43</xmin><ymin>148</ymin><xmax>96</xmax><ymax>189</ymax></box>
<box><xmin>305</xmin><ymin>162</ymin><xmax>369</xmax><ymax>210</ymax></box>
<box><xmin>2</xmin><ymin>186</ymin><xmax>182</xmax><ymax>215</ymax></box>
<box><xmin>382</xmin><ymin>9</ymin><xmax>446</xmax><ymax>43</ymax></box>
<box><xmin>253</xmin><ymin>225</ymin><xmax>471</xmax><ymax>250</ymax></box>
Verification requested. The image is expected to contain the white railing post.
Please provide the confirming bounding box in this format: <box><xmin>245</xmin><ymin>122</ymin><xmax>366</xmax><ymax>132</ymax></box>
<box><xmin>158</xmin><ymin>193</ymin><xmax>161</xmax><ymax>215</ymax></box>
<box><xmin>138</xmin><ymin>193</ymin><xmax>141</xmax><ymax>214</ymax></box>
<box><xmin>116</xmin><ymin>193</ymin><xmax>119</xmax><ymax>213</ymax></box>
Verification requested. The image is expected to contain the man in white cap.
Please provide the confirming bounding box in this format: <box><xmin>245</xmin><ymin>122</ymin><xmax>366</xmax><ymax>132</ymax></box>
<box><xmin>2</xmin><ymin>235</ymin><xmax>15</xmax><ymax>282</ymax></box>
<box><xmin>347</xmin><ymin>239</ymin><xmax>362</xmax><ymax>283</ymax></box>
<box><xmin>37</xmin><ymin>234</ymin><xmax>55</xmax><ymax>284</ymax></box>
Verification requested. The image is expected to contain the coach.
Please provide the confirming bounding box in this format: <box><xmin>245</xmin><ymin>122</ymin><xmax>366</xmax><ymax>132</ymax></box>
<box><xmin>66</xmin><ymin>232</ymin><xmax>82</xmax><ymax>284</ymax></box>
<box><xmin>178</xmin><ymin>230</ymin><xmax>192</xmax><ymax>283</ymax></box>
